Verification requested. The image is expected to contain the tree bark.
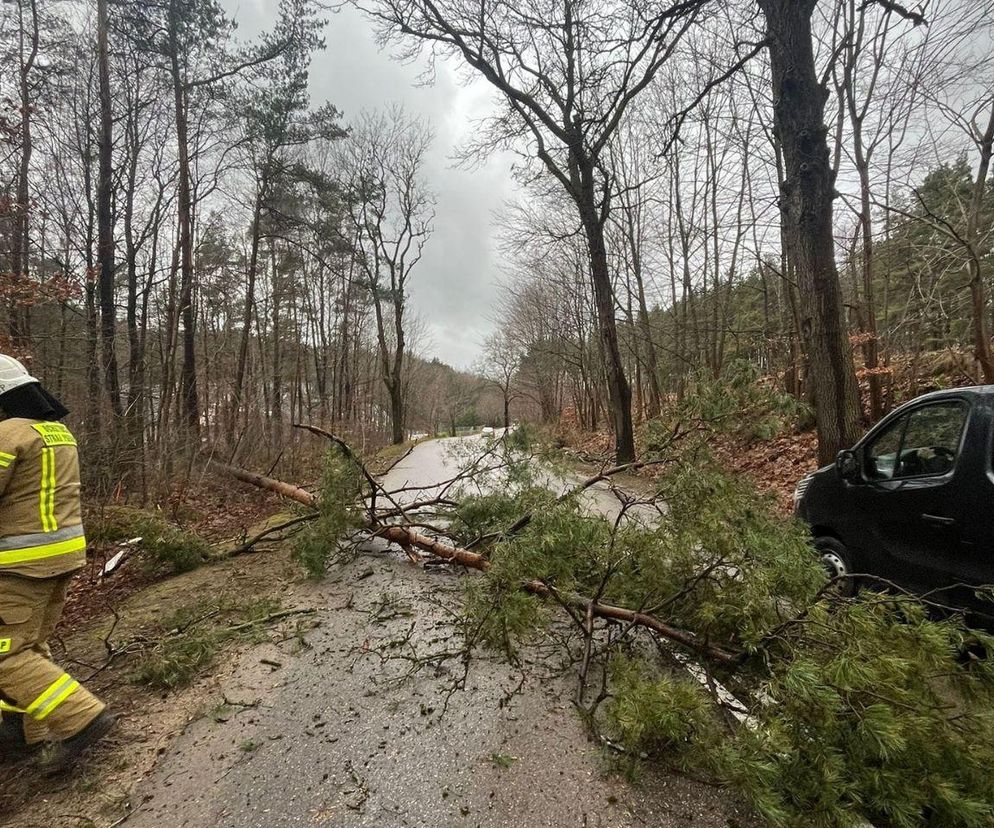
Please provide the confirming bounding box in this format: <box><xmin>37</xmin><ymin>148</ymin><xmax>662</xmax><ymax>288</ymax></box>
<box><xmin>634</xmin><ymin>281</ymin><xmax>662</xmax><ymax>419</ymax></box>
<box><xmin>615</xmin><ymin>152</ymin><xmax>662</xmax><ymax>420</ymax></box>
<box><xmin>8</xmin><ymin>0</ymin><xmax>40</xmax><ymax>347</ymax></box>
<box><xmin>81</xmin><ymin>123</ymin><xmax>103</xmax><ymax>447</ymax></box>
<box><xmin>836</xmin><ymin>2</ymin><xmax>884</xmax><ymax>420</ymax></box>
<box><xmin>389</xmin><ymin>381</ymin><xmax>404</xmax><ymax>444</ymax></box>
<box><xmin>390</xmin><ymin>277</ymin><xmax>406</xmax><ymax>444</ymax></box>
<box><xmin>854</xmin><ymin>149</ymin><xmax>884</xmax><ymax>420</ymax></box>
<box><xmin>169</xmin><ymin>0</ymin><xmax>200</xmax><ymax>434</ymax></box>
<box><xmin>230</xmin><ymin>186</ymin><xmax>264</xmax><ymax>434</ymax></box>
<box><xmin>271</xmin><ymin>241</ymin><xmax>283</xmax><ymax>425</ymax></box>
<box><xmin>578</xmin><ymin>193</ymin><xmax>635</xmax><ymax>464</ymax></box>
<box><xmin>758</xmin><ymin>0</ymin><xmax>862</xmax><ymax>464</ymax></box>
<box><xmin>965</xmin><ymin>101</ymin><xmax>994</xmax><ymax>384</ymax></box>
<box><xmin>97</xmin><ymin>0</ymin><xmax>123</xmax><ymax>422</ymax></box>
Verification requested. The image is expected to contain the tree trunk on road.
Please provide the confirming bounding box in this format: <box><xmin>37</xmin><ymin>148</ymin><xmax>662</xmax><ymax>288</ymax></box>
<box><xmin>210</xmin><ymin>455</ymin><xmax>738</xmax><ymax>666</ymax></box>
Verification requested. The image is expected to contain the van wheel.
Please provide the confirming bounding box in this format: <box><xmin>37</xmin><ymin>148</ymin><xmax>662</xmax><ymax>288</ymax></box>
<box><xmin>814</xmin><ymin>536</ymin><xmax>857</xmax><ymax>597</ymax></box>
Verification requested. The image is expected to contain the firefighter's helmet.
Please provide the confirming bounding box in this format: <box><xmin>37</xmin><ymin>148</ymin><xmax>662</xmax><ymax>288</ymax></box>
<box><xmin>0</xmin><ymin>354</ymin><xmax>39</xmax><ymax>398</ymax></box>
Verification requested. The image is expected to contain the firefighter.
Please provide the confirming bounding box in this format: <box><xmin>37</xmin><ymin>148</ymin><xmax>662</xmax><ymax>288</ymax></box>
<box><xmin>0</xmin><ymin>354</ymin><xmax>114</xmax><ymax>772</ymax></box>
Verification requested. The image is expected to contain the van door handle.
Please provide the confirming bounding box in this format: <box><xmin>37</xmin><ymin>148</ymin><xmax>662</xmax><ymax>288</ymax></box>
<box><xmin>922</xmin><ymin>513</ymin><xmax>956</xmax><ymax>527</ymax></box>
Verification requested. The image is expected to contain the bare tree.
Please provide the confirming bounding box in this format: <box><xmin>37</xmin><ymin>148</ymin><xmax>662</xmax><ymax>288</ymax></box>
<box><xmin>342</xmin><ymin>107</ymin><xmax>435</xmax><ymax>445</ymax></box>
<box><xmin>477</xmin><ymin>330</ymin><xmax>523</xmax><ymax>430</ymax></box>
<box><xmin>361</xmin><ymin>0</ymin><xmax>712</xmax><ymax>462</ymax></box>
<box><xmin>7</xmin><ymin>0</ymin><xmax>41</xmax><ymax>348</ymax></box>
<box><xmin>891</xmin><ymin>99</ymin><xmax>994</xmax><ymax>383</ymax></box>
<box><xmin>608</xmin><ymin>117</ymin><xmax>663</xmax><ymax>419</ymax></box>
<box><xmin>914</xmin><ymin>17</ymin><xmax>994</xmax><ymax>383</ymax></box>
<box><xmin>96</xmin><ymin>0</ymin><xmax>122</xmax><ymax>422</ymax></box>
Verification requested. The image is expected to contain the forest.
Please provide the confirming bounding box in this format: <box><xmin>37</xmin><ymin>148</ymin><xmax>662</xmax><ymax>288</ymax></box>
<box><xmin>3</xmin><ymin>0</ymin><xmax>994</xmax><ymax>825</ymax></box>
<box><xmin>2</xmin><ymin>0</ymin><xmax>992</xmax><ymax>479</ymax></box>
<box><xmin>0</xmin><ymin>0</ymin><xmax>503</xmax><ymax>498</ymax></box>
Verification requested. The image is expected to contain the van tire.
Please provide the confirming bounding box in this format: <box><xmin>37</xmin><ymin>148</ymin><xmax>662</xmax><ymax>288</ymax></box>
<box><xmin>814</xmin><ymin>536</ymin><xmax>857</xmax><ymax>597</ymax></box>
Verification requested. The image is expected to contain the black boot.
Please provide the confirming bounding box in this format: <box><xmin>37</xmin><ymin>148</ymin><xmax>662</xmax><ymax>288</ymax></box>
<box><xmin>0</xmin><ymin>712</ymin><xmax>41</xmax><ymax>761</ymax></box>
<box><xmin>41</xmin><ymin>709</ymin><xmax>117</xmax><ymax>776</ymax></box>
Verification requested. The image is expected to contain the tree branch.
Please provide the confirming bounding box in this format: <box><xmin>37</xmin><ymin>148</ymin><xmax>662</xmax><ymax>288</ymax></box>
<box><xmin>860</xmin><ymin>0</ymin><xmax>927</xmax><ymax>27</ymax></box>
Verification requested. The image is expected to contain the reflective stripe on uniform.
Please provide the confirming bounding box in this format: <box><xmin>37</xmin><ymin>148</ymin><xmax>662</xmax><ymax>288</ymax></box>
<box><xmin>0</xmin><ymin>451</ymin><xmax>14</xmax><ymax>468</ymax></box>
<box><xmin>0</xmin><ymin>534</ymin><xmax>86</xmax><ymax>567</ymax></box>
<box><xmin>0</xmin><ymin>700</ymin><xmax>26</xmax><ymax>713</ymax></box>
<box><xmin>0</xmin><ymin>524</ymin><xmax>85</xmax><ymax>551</ymax></box>
<box><xmin>39</xmin><ymin>447</ymin><xmax>57</xmax><ymax>532</ymax></box>
<box><xmin>25</xmin><ymin>673</ymin><xmax>80</xmax><ymax>721</ymax></box>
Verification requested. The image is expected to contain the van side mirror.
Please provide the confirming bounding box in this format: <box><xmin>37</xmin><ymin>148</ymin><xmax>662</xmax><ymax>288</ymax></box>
<box><xmin>836</xmin><ymin>449</ymin><xmax>861</xmax><ymax>482</ymax></box>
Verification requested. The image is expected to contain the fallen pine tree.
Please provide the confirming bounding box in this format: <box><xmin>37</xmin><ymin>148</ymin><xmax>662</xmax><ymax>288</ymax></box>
<box><xmin>209</xmin><ymin>443</ymin><xmax>740</xmax><ymax>665</ymax></box>
<box><xmin>210</xmin><ymin>414</ymin><xmax>994</xmax><ymax>828</ymax></box>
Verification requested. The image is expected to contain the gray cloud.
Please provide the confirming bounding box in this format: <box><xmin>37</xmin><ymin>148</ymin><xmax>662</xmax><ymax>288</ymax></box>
<box><xmin>224</xmin><ymin>0</ymin><xmax>520</xmax><ymax>368</ymax></box>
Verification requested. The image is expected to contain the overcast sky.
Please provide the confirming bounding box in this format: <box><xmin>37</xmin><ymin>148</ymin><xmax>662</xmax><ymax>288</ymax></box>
<box><xmin>222</xmin><ymin>0</ymin><xmax>521</xmax><ymax>369</ymax></box>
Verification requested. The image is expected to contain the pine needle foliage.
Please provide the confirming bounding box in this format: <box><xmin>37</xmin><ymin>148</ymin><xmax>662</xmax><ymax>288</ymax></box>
<box><xmin>646</xmin><ymin>360</ymin><xmax>811</xmax><ymax>450</ymax></box>
<box><xmin>608</xmin><ymin>601</ymin><xmax>994</xmax><ymax>827</ymax></box>
<box><xmin>131</xmin><ymin>598</ymin><xmax>282</xmax><ymax>689</ymax></box>
<box><xmin>608</xmin><ymin>657</ymin><xmax>720</xmax><ymax>764</ymax></box>
<box><xmin>292</xmin><ymin>449</ymin><xmax>364</xmax><ymax>578</ymax></box>
<box><xmin>88</xmin><ymin>505</ymin><xmax>210</xmax><ymax>573</ymax></box>
<box><xmin>449</xmin><ymin>485</ymin><xmax>555</xmax><ymax>545</ymax></box>
<box><xmin>462</xmin><ymin>457</ymin><xmax>823</xmax><ymax>654</ymax></box>
<box><xmin>455</xmin><ymin>444</ymin><xmax>994</xmax><ymax>827</ymax></box>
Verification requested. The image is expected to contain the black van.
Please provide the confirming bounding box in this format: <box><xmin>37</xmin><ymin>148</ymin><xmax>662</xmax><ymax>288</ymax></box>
<box><xmin>794</xmin><ymin>387</ymin><xmax>994</xmax><ymax>615</ymax></box>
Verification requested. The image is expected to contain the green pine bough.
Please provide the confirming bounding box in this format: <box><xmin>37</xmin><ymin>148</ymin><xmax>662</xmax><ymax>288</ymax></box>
<box><xmin>215</xmin><ymin>399</ymin><xmax>994</xmax><ymax>828</ymax></box>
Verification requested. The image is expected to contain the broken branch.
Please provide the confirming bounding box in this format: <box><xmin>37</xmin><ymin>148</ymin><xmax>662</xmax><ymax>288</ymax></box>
<box><xmin>227</xmin><ymin>514</ymin><xmax>319</xmax><ymax>557</ymax></box>
<box><xmin>208</xmin><ymin>458</ymin><xmax>317</xmax><ymax>507</ymax></box>
<box><xmin>377</xmin><ymin>524</ymin><xmax>740</xmax><ymax>665</ymax></box>
<box><xmin>226</xmin><ymin>608</ymin><xmax>317</xmax><ymax>634</ymax></box>
<box><xmin>293</xmin><ymin>423</ymin><xmax>412</xmax><ymax>522</ymax></box>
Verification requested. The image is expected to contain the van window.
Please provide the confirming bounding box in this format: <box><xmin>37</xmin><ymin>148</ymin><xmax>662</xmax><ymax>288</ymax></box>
<box><xmin>866</xmin><ymin>415</ymin><xmax>905</xmax><ymax>480</ymax></box>
<box><xmin>865</xmin><ymin>401</ymin><xmax>967</xmax><ymax>481</ymax></box>
<box><xmin>896</xmin><ymin>402</ymin><xmax>967</xmax><ymax>477</ymax></box>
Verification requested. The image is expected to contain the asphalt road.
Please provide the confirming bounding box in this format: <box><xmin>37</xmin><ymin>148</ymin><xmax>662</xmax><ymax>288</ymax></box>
<box><xmin>381</xmin><ymin>434</ymin><xmax>661</xmax><ymax>522</ymax></box>
<box><xmin>121</xmin><ymin>436</ymin><xmax>752</xmax><ymax>828</ymax></box>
